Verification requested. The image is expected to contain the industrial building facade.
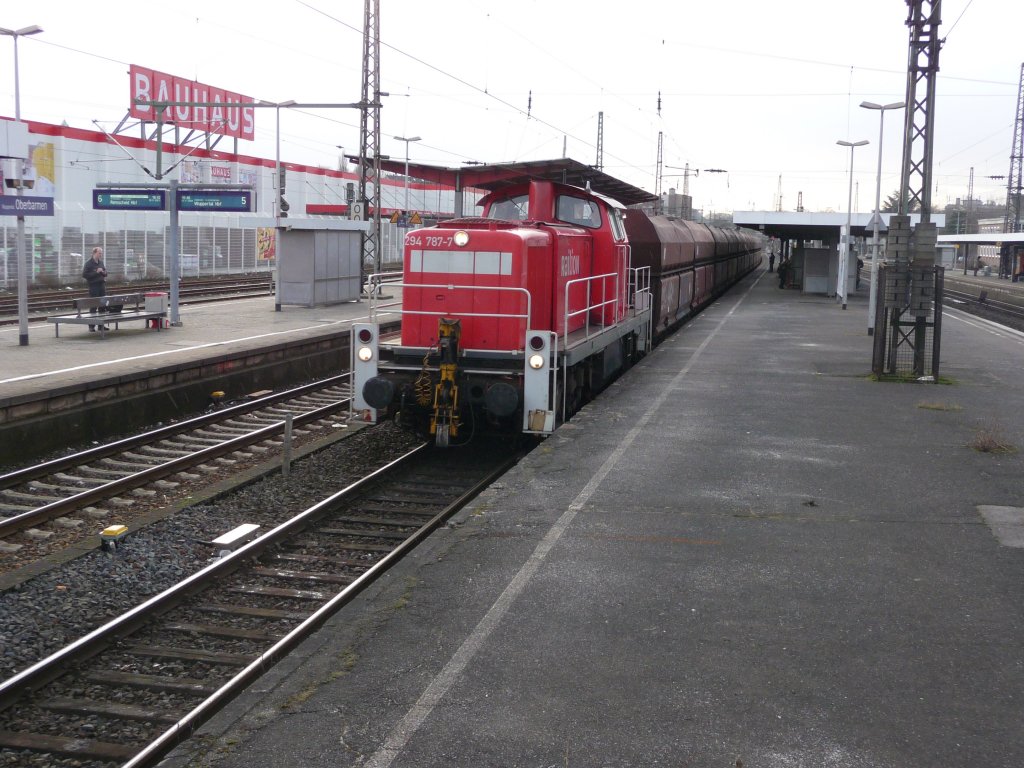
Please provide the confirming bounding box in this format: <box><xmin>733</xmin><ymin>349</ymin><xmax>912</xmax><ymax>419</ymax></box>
<box><xmin>0</xmin><ymin>118</ymin><xmax>474</xmax><ymax>289</ymax></box>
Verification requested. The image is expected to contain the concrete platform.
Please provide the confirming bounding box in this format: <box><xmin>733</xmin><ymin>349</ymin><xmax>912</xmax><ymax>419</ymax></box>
<box><xmin>0</xmin><ymin>294</ymin><xmax>400</xmax><ymax>465</ymax></box>
<box><xmin>0</xmin><ymin>294</ymin><xmax>380</xmax><ymax>401</ymax></box>
<box><xmin>163</xmin><ymin>270</ymin><xmax>1024</xmax><ymax>767</ymax></box>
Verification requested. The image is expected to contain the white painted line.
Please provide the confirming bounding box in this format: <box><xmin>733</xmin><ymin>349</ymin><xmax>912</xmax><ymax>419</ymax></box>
<box><xmin>0</xmin><ymin>315</ymin><xmax>372</xmax><ymax>386</ymax></box>
<box><xmin>360</xmin><ymin>273</ymin><xmax>765</xmax><ymax>768</ymax></box>
<box><xmin>944</xmin><ymin>308</ymin><xmax>1024</xmax><ymax>341</ymax></box>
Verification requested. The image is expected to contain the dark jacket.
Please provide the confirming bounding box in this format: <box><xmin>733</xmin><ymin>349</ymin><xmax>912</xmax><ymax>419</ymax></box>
<box><xmin>82</xmin><ymin>257</ymin><xmax>106</xmax><ymax>286</ymax></box>
<box><xmin>83</xmin><ymin>256</ymin><xmax>107</xmax><ymax>298</ymax></box>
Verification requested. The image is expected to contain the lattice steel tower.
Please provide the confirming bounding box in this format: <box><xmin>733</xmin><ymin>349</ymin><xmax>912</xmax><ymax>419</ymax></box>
<box><xmin>358</xmin><ymin>0</ymin><xmax>383</xmax><ymax>275</ymax></box>
<box><xmin>874</xmin><ymin>0</ymin><xmax>944</xmax><ymax>379</ymax></box>
<box><xmin>1003</xmin><ymin>63</ymin><xmax>1024</xmax><ymax>237</ymax></box>
<box><xmin>897</xmin><ymin>0</ymin><xmax>942</xmax><ymax>226</ymax></box>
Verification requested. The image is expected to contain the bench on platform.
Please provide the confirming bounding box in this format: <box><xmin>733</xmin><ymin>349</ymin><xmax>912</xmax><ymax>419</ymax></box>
<box><xmin>46</xmin><ymin>293</ymin><xmax>167</xmax><ymax>339</ymax></box>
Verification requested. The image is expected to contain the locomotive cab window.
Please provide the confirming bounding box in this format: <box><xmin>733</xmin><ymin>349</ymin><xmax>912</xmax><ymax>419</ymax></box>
<box><xmin>556</xmin><ymin>195</ymin><xmax>602</xmax><ymax>229</ymax></box>
<box><xmin>488</xmin><ymin>195</ymin><xmax>529</xmax><ymax>221</ymax></box>
<box><xmin>609</xmin><ymin>208</ymin><xmax>627</xmax><ymax>242</ymax></box>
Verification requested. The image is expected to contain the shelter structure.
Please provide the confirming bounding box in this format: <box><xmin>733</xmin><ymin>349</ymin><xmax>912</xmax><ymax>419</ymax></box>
<box><xmin>734</xmin><ymin>210</ymin><xmax>944</xmax><ymax>295</ymax></box>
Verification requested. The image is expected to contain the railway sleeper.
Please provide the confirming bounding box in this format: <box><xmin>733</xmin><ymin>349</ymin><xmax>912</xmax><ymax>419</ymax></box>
<box><xmin>139</xmin><ymin>446</ymin><xmax>195</xmax><ymax>458</ymax></box>
<box><xmin>82</xmin><ymin>670</ymin><xmax>219</xmax><ymax>696</ymax></box>
<box><xmin>126</xmin><ymin>644</ymin><xmax>254</xmax><ymax>666</ymax></box>
<box><xmin>293</xmin><ymin>537</ymin><xmax>395</xmax><ymax>553</ymax></box>
<box><xmin>160</xmin><ymin>436</ymin><xmax>225</xmax><ymax>448</ymax></box>
<box><xmin>195</xmin><ymin>602</ymin><xmax>309</xmax><ymax>621</ymax></box>
<box><xmin>120</xmin><ymin>452</ymin><xmax>172</xmax><ymax>465</ymax></box>
<box><xmin>331</xmin><ymin>513</ymin><xmax>423</xmax><ymax>528</ymax></box>
<box><xmin>2</xmin><ymin>489</ymin><xmax>63</xmax><ymax>504</ymax></box>
<box><xmin>0</xmin><ymin>729</ymin><xmax>138</xmax><ymax>761</ymax></box>
<box><xmin>100</xmin><ymin>456</ymin><xmax>161</xmax><ymax>470</ymax></box>
<box><xmin>40</xmin><ymin>695</ymin><xmax>180</xmax><ymax>724</ymax></box>
<box><xmin>163</xmin><ymin>621</ymin><xmax>279</xmax><ymax>642</ymax></box>
<box><xmin>51</xmin><ymin>473</ymin><xmax>110</xmax><ymax>487</ymax></box>
<box><xmin>316</xmin><ymin>526</ymin><xmax>410</xmax><ymax>541</ymax></box>
<box><xmin>70</xmin><ymin>465</ymin><xmax>138</xmax><ymax>479</ymax></box>
<box><xmin>192</xmin><ymin>428</ymin><xmax>252</xmax><ymax>440</ymax></box>
<box><xmin>354</xmin><ymin>501</ymin><xmax>445</xmax><ymax>517</ymax></box>
<box><xmin>249</xmin><ymin>567</ymin><xmax>357</xmax><ymax>585</ymax></box>
<box><xmin>30</xmin><ymin>479</ymin><xmax>99</xmax><ymax>493</ymax></box>
<box><xmin>229</xmin><ymin>584</ymin><xmax>336</xmax><ymax>601</ymax></box>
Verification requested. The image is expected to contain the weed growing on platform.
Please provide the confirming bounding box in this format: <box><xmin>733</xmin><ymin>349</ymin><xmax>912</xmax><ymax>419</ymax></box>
<box><xmin>968</xmin><ymin>423</ymin><xmax>1016</xmax><ymax>454</ymax></box>
<box><xmin>917</xmin><ymin>401</ymin><xmax>962</xmax><ymax>411</ymax></box>
<box><xmin>870</xmin><ymin>373</ymin><xmax>956</xmax><ymax>385</ymax></box>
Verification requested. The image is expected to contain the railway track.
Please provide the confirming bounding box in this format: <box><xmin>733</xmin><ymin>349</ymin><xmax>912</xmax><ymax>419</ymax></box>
<box><xmin>944</xmin><ymin>286</ymin><xmax>1024</xmax><ymax>332</ymax></box>
<box><xmin>0</xmin><ymin>274</ymin><xmax>273</xmax><ymax>324</ymax></box>
<box><xmin>0</xmin><ymin>375</ymin><xmax>357</xmax><ymax>572</ymax></box>
<box><xmin>0</xmin><ymin>439</ymin><xmax>517</xmax><ymax>766</ymax></box>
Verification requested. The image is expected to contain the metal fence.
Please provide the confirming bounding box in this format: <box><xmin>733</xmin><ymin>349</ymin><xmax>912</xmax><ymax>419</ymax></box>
<box><xmin>0</xmin><ymin>215</ymin><xmax>407</xmax><ymax>289</ymax></box>
<box><xmin>872</xmin><ymin>264</ymin><xmax>944</xmax><ymax>379</ymax></box>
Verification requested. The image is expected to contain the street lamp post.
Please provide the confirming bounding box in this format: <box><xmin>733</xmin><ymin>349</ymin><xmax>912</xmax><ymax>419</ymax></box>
<box><xmin>260</xmin><ymin>100</ymin><xmax>295</xmax><ymax>312</ymax></box>
<box><xmin>1</xmin><ymin>23</ymin><xmax>43</xmax><ymax>347</ymax></box>
<box><xmin>393</xmin><ymin>135</ymin><xmax>421</xmax><ymax>212</ymax></box>
<box><xmin>836</xmin><ymin>139</ymin><xmax>869</xmax><ymax>310</ymax></box>
<box><xmin>860</xmin><ymin>101</ymin><xmax>905</xmax><ymax>334</ymax></box>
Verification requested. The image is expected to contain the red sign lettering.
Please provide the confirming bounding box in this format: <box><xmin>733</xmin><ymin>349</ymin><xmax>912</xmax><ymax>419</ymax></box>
<box><xmin>129</xmin><ymin>65</ymin><xmax>255</xmax><ymax>141</ymax></box>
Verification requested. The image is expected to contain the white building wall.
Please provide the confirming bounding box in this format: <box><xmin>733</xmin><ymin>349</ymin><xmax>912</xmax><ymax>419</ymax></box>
<box><xmin>0</xmin><ymin>120</ymin><xmax>478</xmax><ymax>288</ymax></box>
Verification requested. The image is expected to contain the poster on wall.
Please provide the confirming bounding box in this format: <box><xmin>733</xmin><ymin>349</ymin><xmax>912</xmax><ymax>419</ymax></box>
<box><xmin>1</xmin><ymin>141</ymin><xmax>55</xmax><ymax>194</ymax></box>
<box><xmin>257</xmin><ymin>227</ymin><xmax>276</xmax><ymax>261</ymax></box>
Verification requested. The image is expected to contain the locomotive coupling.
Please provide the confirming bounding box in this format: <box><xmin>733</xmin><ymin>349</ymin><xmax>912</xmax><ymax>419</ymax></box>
<box><xmin>431</xmin><ymin>318</ymin><xmax>462</xmax><ymax>447</ymax></box>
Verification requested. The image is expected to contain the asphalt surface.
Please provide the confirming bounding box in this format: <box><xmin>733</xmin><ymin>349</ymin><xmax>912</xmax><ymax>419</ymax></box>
<box><xmin>160</xmin><ymin>269</ymin><xmax>1024</xmax><ymax>767</ymax></box>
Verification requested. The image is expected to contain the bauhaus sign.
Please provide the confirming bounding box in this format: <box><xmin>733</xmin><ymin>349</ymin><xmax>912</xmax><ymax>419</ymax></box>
<box><xmin>129</xmin><ymin>65</ymin><xmax>255</xmax><ymax>141</ymax></box>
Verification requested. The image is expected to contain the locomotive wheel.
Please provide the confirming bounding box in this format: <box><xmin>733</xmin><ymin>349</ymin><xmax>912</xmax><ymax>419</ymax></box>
<box><xmin>435</xmin><ymin>423</ymin><xmax>450</xmax><ymax>447</ymax></box>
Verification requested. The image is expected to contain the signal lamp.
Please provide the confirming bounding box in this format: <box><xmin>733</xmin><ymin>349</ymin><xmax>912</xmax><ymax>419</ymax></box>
<box><xmin>358</xmin><ymin>328</ymin><xmax>373</xmax><ymax>343</ymax></box>
<box><xmin>528</xmin><ymin>353</ymin><xmax>545</xmax><ymax>370</ymax></box>
<box><xmin>357</xmin><ymin>346</ymin><xmax>373</xmax><ymax>362</ymax></box>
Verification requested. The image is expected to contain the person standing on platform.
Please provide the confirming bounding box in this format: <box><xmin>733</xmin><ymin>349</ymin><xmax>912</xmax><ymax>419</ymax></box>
<box><xmin>777</xmin><ymin>258</ymin><xmax>788</xmax><ymax>289</ymax></box>
<box><xmin>768</xmin><ymin>250</ymin><xmax>776</xmax><ymax>273</ymax></box>
<box><xmin>82</xmin><ymin>246</ymin><xmax>108</xmax><ymax>332</ymax></box>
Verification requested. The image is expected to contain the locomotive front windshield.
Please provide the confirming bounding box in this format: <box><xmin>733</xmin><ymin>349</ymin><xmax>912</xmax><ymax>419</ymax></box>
<box><xmin>487</xmin><ymin>194</ymin><xmax>529</xmax><ymax>221</ymax></box>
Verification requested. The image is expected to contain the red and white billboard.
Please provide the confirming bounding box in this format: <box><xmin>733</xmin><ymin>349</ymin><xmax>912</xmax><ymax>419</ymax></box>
<box><xmin>129</xmin><ymin>65</ymin><xmax>255</xmax><ymax>141</ymax></box>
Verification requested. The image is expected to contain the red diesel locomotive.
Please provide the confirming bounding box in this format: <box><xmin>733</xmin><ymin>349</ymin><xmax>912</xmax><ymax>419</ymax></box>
<box><xmin>352</xmin><ymin>166</ymin><xmax>762</xmax><ymax>446</ymax></box>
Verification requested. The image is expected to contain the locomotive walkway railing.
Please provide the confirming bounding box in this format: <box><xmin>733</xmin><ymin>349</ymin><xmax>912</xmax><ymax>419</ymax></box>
<box><xmin>364</xmin><ymin>273</ymin><xmax>533</xmax><ymax>349</ymax></box>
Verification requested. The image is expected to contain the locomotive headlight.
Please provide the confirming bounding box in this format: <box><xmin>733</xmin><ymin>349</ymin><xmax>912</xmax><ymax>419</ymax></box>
<box><xmin>357</xmin><ymin>346</ymin><xmax>374</xmax><ymax>362</ymax></box>
<box><xmin>453</xmin><ymin>230</ymin><xmax>469</xmax><ymax>247</ymax></box>
<box><xmin>528</xmin><ymin>353</ymin><xmax>545</xmax><ymax>370</ymax></box>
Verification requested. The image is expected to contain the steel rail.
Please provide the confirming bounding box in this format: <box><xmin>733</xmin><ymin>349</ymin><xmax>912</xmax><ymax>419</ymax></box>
<box><xmin>123</xmin><ymin>446</ymin><xmax>516</xmax><ymax>768</ymax></box>
<box><xmin>0</xmin><ymin>394</ymin><xmax>352</xmax><ymax>538</ymax></box>
<box><xmin>0</xmin><ymin>373</ymin><xmax>352</xmax><ymax>491</ymax></box>
<box><xmin>0</xmin><ymin>442</ymin><xmax>433</xmax><ymax>712</ymax></box>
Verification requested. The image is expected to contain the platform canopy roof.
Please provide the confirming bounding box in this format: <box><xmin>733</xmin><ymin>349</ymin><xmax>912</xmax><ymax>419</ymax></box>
<box><xmin>937</xmin><ymin>232</ymin><xmax>1024</xmax><ymax>244</ymax></box>
<box><xmin>734</xmin><ymin>210</ymin><xmax>946</xmax><ymax>242</ymax></box>
<box><xmin>353</xmin><ymin>156</ymin><xmax>659</xmax><ymax>207</ymax></box>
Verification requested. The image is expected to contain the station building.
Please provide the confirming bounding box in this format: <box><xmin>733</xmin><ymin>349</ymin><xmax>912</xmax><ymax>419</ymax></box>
<box><xmin>0</xmin><ymin>117</ymin><xmax>479</xmax><ymax>290</ymax></box>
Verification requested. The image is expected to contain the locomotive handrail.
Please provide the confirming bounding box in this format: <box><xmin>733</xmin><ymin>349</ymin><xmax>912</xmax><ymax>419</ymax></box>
<box><xmin>630</xmin><ymin>265</ymin><xmax>652</xmax><ymax>309</ymax></box>
<box><xmin>563</xmin><ymin>271</ymin><xmax>621</xmax><ymax>345</ymax></box>
<box><xmin>630</xmin><ymin>265</ymin><xmax>654</xmax><ymax>353</ymax></box>
<box><xmin>365</xmin><ymin>278</ymin><xmax>533</xmax><ymax>341</ymax></box>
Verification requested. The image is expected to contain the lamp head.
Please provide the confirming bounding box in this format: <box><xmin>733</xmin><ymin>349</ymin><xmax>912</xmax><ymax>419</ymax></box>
<box><xmin>860</xmin><ymin>100</ymin><xmax>905</xmax><ymax>111</ymax></box>
<box><xmin>0</xmin><ymin>25</ymin><xmax>43</xmax><ymax>37</ymax></box>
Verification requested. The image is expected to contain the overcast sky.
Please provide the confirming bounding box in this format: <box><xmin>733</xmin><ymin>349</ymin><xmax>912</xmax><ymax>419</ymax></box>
<box><xmin>3</xmin><ymin>0</ymin><xmax>1021</xmax><ymax>216</ymax></box>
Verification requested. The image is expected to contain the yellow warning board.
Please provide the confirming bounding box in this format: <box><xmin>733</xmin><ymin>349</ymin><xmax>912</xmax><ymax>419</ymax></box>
<box><xmin>389</xmin><ymin>211</ymin><xmax>400</xmax><ymax>224</ymax></box>
<box><xmin>410</xmin><ymin>212</ymin><xmax>422</xmax><ymax>225</ymax></box>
